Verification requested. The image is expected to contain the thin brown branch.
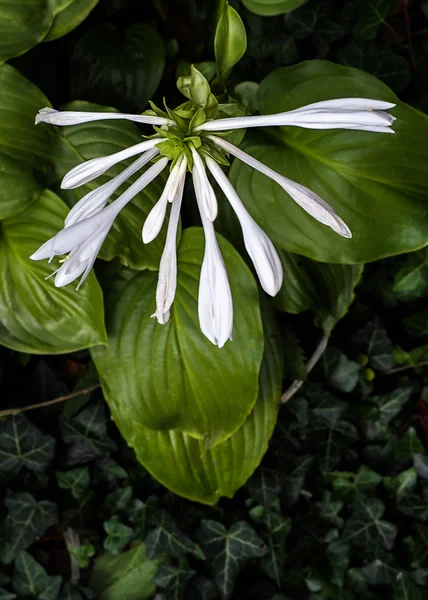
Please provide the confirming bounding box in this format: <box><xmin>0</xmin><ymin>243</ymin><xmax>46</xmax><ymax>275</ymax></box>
<box><xmin>281</xmin><ymin>335</ymin><xmax>328</xmax><ymax>404</ymax></box>
<box><xmin>386</xmin><ymin>362</ymin><xmax>428</xmax><ymax>374</ymax></box>
<box><xmin>0</xmin><ymin>384</ymin><xmax>101</xmax><ymax>419</ymax></box>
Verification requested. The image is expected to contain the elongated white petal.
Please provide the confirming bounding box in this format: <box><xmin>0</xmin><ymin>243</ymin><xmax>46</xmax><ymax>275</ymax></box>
<box><xmin>207</xmin><ymin>157</ymin><xmax>283</xmax><ymax>296</ymax></box>
<box><xmin>31</xmin><ymin>159</ymin><xmax>168</xmax><ymax>268</ymax></box>
<box><xmin>210</xmin><ymin>136</ymin><xmax>352</xmax><ymax>238</ymax></box>
<box><xmin>152</xmin><ymin>191</ymin><xmax>183</xmax><ymax>324</ymax></box>
<box><xmin>65</xmin><ymin>147</ymin><xmax>159</xmax><ymax>227</ymax></box>
<box><xmin>197</xmin><ymin>97</ymin><xmax>395</xmax><ymax>133</ymax></box>
<box><xmin>168</xmin><ymin>155</ymin><xmax>187</xmax><ymax>203</ymax></box>
<box><xmin>36</xmin><ymin>107</ymin><xmax>174</xmax><ymax>127</ymax></box>
<box><xmin>193</xmin><ymin>168</ymin><xmax>233</xmax><ymax>347</ymax></box>
<box><xmin>142</xmin><ymin>156</ymin><xmax>186</xmax><ymax>244</ymax></box>
<box><xmin>61</xmin><ymin>138</ymin><xmax>161</xmax><ymax>189</ymax></box>
<box><xmin>191</xmin><ymin>147</ymin><xmax>218</xmax><ymax>221</ymax></box>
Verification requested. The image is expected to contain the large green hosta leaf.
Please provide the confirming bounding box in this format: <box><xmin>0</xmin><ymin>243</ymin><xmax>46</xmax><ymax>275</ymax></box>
<box><xmin>276</xmin><ymin>251</ymin><xmax>363</xmax><ymax>334</ymax></box>
<box><xmin>44</xmin><ymin>0</ymin><xmax>99</xmax><ymax>42</ymax></box>
<box><xmin>0</xmin><ymin>64</ymin><xmax>61</xmax><ymax>218</ymax></box>
<box><xmin>0</xmin><ymin>0</ymin><xmax>53</xmax><ymax>62</ymax></box>
<box><xmin>92</xmin><ymin>261</ymin><xmax>281</xmax><ymax>503</ymax></box>
<box><xmin>0</xmin><ymin>189</ymin><xmax>106</xmax><ymax>354</ymax></box>
<box><xmin>54</xmin><ymin>101</ymin><xmax>168</xmax><ymax>270</ymax></box>
<box><xmin>92</xmin><ymin>228</ymin><xmax>264</xmax><ymax>449</ymax></box>
<box><xmin>230</xmin><ymin>61</ymin><xmax>428</xmax><ymax>264</ymax></box>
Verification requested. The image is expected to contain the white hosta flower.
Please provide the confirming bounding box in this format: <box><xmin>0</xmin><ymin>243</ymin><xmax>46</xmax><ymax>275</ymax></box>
<box><xmin>151</xmin><ymin>188</ymin><xmax>183</xmax><ymax>324</ymax></box>
<box><xmin>206</xmin><ymin>157</ymin><xmax>283</xmax><ymax>296</ymax></box>
<box><xmin>196</xmin><ymin>98</ymin><xmax>396</xmax><ymax>133</ymax></box>
<box><xmin>142</xmin><ymin>154</ymin><xmax>187</xmax><ymax>244</ymax></box>
<box><xmin>31</xmin><ymin>158</ymin><xmax>168</xmax><ymax>288</ymax></box>
<box><xmin>33</xmin><ymin>94</ymin><xmax>395</xmax><ymax>346</ymax></box>
<box><xmin>193</xmin><ymin>167</ymin><xmax>233</xmax><ymax>348</ymax></box>
<box><xmin>209</xmin><ymin>135</ymin><xmax>351</xmax><ymax>238</ymax></box>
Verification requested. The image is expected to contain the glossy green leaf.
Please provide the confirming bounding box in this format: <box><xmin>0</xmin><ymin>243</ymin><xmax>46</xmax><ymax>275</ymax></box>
<box><xmin>145</xmin><ymin>509</ymin><xmax>204</xmax><ymax>560</ymax></box>
<box><xmin>60</xmin><ymin>400</ymin><xmax>117</xmax><ymax>466</ymax></box>
<box><xmin>103</xmin><ymin>516</ymin><xmax>134</xmax><ymax>555</ymax></box>
<box><xmin>12</xmin><ymin>551</ymin><xmax>61</xmax><ymax>600</ymax></box>
<box><xmin>0</xmin><ymin>415</ymin><xmax>55</xmax><ymax>476</ymax></box>
<box><xmin>242</xmin><ymin>0</ymin><xmax>309</xmax><ymax>17</ymax></box>
<box><xmin>92</xmin><ymin>249</ymin><xmax>282</xmax><ymax>503</ymax></box>
<box><xmin>393</xmin><ymin>248</ymin><xmax>428</xmax><ymax>301</ymax></box>
<box><xmin>44</xmin><ymin>0</ymin><xmax>99</xmax><ymax>42</ymax></box>
<box><xmin>0</xmin><ymin>1</ymin><xmax>54</xmax><ymax>62</ymax></box>
<box><xmin>354</xmin><ymin>0</ymin><xmax>399</xmax><ymax>41</ymax></box>
<box><xmin>71</xmin><ymin>23</ymin><xmax>165</xmax><ymax>113</ymax></box>
<box><xmin>89</xmin><ymin>543</ymin><xmax>160</xmax><ymax>600</ymax></box>
<box><xmin>214</xmin><ymin>2</ymin><xmax>247</xmax><ymax>87</ymax></box>
<box><xmin>154</xmin><ymin>559</ymin><xmax>195</xmax><ymax>600</ymax></box>
<box><xmin>92</xmin><ymin>228</ymin><xmax>264</xmax><ymax>447</ymax></box>
<box><xmin>0</xmin><ymin>64</ymin><xmax>62</xmax><ymax>219</ymax></box>
<box><xmin>0</xmin><ymin>189</ymin><xmax>107</xmax><ymax>354</ymax></box>
<box><xmin>275</xmin><ymin>250</ymin><xmax>363</xmax><ymax>333</ymax></box>
<box><xmin>197</xmin><ymin>520</ymin><xmax>266</xmax><ymax>599</ymax></box>
<box><xmin>341</xmin><ymin>497</ymin><xmax>397</xmax><ymax>551</ymax></box>
<box><xmin>56</xmin><ymin>101</ymin><xmax>168</xmax><ymax>270</ymax></box>
<box><xmin>230</xmin><ymin>61</ymin><xmax>428</xmax><ymax>263</ymax></box>
<box><xmin>56</xmin><ymin>467</ymin><xmax>90</xmax><ymax>499</ymax></box>
<box><xmin>0</xmin><ymin>493</ymin><xmax>57</xmax><ymax>564</ymax></box>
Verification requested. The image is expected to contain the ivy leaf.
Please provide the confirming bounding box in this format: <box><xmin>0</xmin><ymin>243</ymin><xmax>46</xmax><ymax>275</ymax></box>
<box><xmin>145</xmin><ymin>509</ymin><xmax>204</xmax><ymax>560</ymax></box>
<box><xmin>197</xmin><ymin>520</ymin><xmax>266</xmax><ymax>599</ymax></box>
<box><xmin>0</xmin><ymin>493</ymin><xmax>58</xmax><ymax>564</ymax></box>
<box><xmin>246</xmin><ymin>469</ymin><xmax>281</xmax><ymax>508</ymax></box>
<box><xmin>103</xmin><ymin>516</ymin><xmax>134</xmax><ymax>555</ymax></box>
<box><xmin>308</xmin><ymin>394</ymin><xmax>358</xmax><ymax>473</ymax></box>
<box><xmin>330</xmin><ymin>466</ymin><xmax>383</xmax><ymax>500</ymax></box>
<box><xmin>154</xmin><ymin>558</ymin><xmax>196</xmax><ymax>600</ymax></box>
<box><xmin>56</xmin><ymin>467</ymin><xmax>90</xmax><ymax>500</ymax></box>
<box><xmin>60</xmin><ymin>400</ymin><xmax>117</xmax><ymax>466</ymax></box>
<box><xmin>363</xmin><ymin>388</ymin><xmax>413</xmax><ymax>441</ymax></box>
<box><xmin>282</xmin><ymin>455</ymin><xmax>314</xmax><ymax>507</ymax></box>
<box><xmin>320</xmin><ymin>348</ymin><xmax>360</xmax><ymax>393</ymax></box>
<box><xmin>397</xmin><ymin>495</ymin><xmax>428</xmax><ymax>522</ymax></box>
<box><xmin>402</xmin><ymin>310</ymin><xmax>428</xmax><ymax>337</ymax></box>
<box><xmin>327</xmin><ymin>541</ymin><xmax>350</xmax><ymax>588</ymax></box>
<box><xmin>0</xmin><ymin>590</ymin><xmax>16</xmax><ymax>600</ymax></box>
<box><xmin>342</xmin><ymin>497</ymin><xmax>397</xmax><ymax>551</ymax></box>
<box><xmin>0</xmin><ymin>415</ymin><xmax>55</xmax><ymax>477</ymax></box>
<box><xmin>12</xmin><ymin>551</ymin><xmax>61</xmax><ymax>600</ymax></box>
<box><xmin>104</xmin><ymin>486</ymin><xmax>134</xmax><ymax>516</ymax></box>
<box><xmin>354</xmin><ymin>0</ymin><xmax>399</xmax><ymax>40</ymax></box>
<box><xmin>392</xmin><ymin>428</ymin><xmax>425</xmax><ymax>458</ymax></box>
<box><xmin>384</xmin><ymin>468</ymin><xmax>418</xmax><ymax>500</ymax></box>
<box><xmin>337</xmin><ymin>40</ymin><xmax>411</xmax><ymax>93</ymax></box>
<box><xmin>57</xmin><ymin>582</ymin><xmax>86</xmax><ymax>600</ymax></box>
<box><xmin>260</xmin><ymin>510</ymin><xmax>291</xmax><ymax>587</ymax></box>
<box><xmin>393</xmin><ymin>249</ymin><xmax>428</xmax><ymax>301</ymax></box>
<box><xmin>352</xmin><ymin>318</ymin><xmax>394</xmax><ymax>372</ymax></box>
<box><xmin>393</xmin><ymin>572</ymin><xmax>423</xmax><ymax>600</ymax></box>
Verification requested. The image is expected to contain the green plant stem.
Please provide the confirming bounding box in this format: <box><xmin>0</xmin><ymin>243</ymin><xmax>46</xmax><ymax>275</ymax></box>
<box><xmin>0</xmin><ymin>384</ymin><xmax>101</xmax><ymax>418</ymax></box>
<box><xmin>281</xmin><ymin>335</ymin><xmax>328</xmax><ymax>404</ymax></box>
<box><xmin>387</xmin><ymin>362</ymin><xmax>428</xmax><ymax>375</ymax></box>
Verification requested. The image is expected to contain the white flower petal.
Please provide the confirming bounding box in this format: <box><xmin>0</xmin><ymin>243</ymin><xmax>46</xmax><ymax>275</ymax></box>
<box><xmin>210</xmin><ymin>135</ymin><xmax>352</xmax><ymax>238</ymax></box>
<box><xmin>197</xmin><ymin>97</ymin><xmax>395</xmax><ymax>133</ymax></box>
<box><xmin>61</xmin><ymin>138</ymin><xmax>161</xmax><ymax>189</ymax></box>
<box><xmin>152</xmin><ymin>190</ymin><xmax>183</xmax><ymax>324</ymax></box>
<box><xmin>207</xmin><ymin>157</ymin><xmax>283</xmax><ymax>296</ymax></box>
<box><xmin>64</xmin><ymin>147</ymin><xmax>159</xmax><ymax>227</ymax></box>
<box><xmin>142</xmin><ymin>156</ymin><xmax>186</xmax><ymax>244</ymax></box>
<box><xmin>36</xmin><ymin>107</ymin><xmax>174</xmax><ymax>127</ymax></box>
<box><xmin>193</xmin><ymin>167</ymin><xmax>233</xmax><ymax>347</ymax></box>
<box><xmin>191</xmin><ymin>148</ymin><xmax>218</xmax><ymax>221</ymax></box>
